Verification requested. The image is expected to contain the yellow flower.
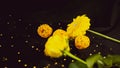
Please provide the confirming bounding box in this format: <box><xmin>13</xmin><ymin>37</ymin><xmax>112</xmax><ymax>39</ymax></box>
<box><xmin>53</xmin><ymin>29</ymin><xmax>68</xmax><ymax>39</ymax></box>
<box><xmin>37</xmin><ymin>24</ymin><xmax>53</xmax><ymax>38</ymax></box>
<box><xmin>67</xmin><ymin>15</ymin><xmax>90</xmax><ymax>38</ymax></box>
<box><xmin>44</xmin><ymin>35</ymin><xmax>70</xmax><ymax>58</ymax></box>
<box><xmin>75</xmin><ymin>35</ymin><xmax>90</xmax><ymax>49</ymax></box>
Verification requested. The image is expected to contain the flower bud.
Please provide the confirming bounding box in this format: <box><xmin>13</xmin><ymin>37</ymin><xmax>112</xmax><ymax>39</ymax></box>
<box><xmin>37</xmin><ymin>24</ymin><xmax>53</xmax><ymax>38</ymax></box>
<box><xmin>75</xmin><ymin>35</ymin><xmax>90</xmax><ymax>49</ymax></box>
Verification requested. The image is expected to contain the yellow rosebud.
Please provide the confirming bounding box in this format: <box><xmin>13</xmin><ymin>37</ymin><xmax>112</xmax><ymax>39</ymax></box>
<box><xmin>44</xmin><ymin>35</ymin><xmax>70</xmax><ymax>58</ymax></box>
<box><xmin>37</xmin><ymin>24</ymin><xmax>53</xmax><ymax>38</ymax></box>
<box><xmin>75</xmin><ymin>35</ymin><xmax>90</xmax><ymax>49</ymax></box>
<box><xmin>67</xmin><ymin>15</ymin><xmax>90</xmax><ymax>38</ymax></box>
<box><xmin>53</xmin><ymin>29</ymin><xmax>68</xmax><ymax>39</ymax></box>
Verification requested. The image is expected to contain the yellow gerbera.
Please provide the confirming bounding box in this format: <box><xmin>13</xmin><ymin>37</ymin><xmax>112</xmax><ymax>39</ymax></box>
<box><xmin>75</xmin><ymin>35</ymin><xmax>90</xmax><ymax>49</ymax></box>
<box><xmin>37</xmin><ymin>24</ymin><xmax>53</xmax><ymax>38</ymax></box>
<box><xmin>67</xmin><ymin>15</ymin><xmax>90</xmax><ymax>39</ymax></box>
<box><xmin>44</xmin><ymin>35</ymin><xmax>70</xmax><ymax>58</ymax></box>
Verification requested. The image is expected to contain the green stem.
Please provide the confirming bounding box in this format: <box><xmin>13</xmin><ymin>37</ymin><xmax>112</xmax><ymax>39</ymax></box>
<box><xmin>63</xmin><ymin>50</ymin><xmax>87</xmax><ymax>65</ymax></box>
<box><xmin>87</xmin><ymin>29</ymin><xmax>120</xmax><ymax>43</ymax></box>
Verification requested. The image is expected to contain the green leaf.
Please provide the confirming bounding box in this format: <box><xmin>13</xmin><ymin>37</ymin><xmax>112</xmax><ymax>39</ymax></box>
<box><xmin>108</xmin><ymin>55</ymin><xmax>120</xmax><ymax>64</ymax></box>
<box><xmin>97</xmin><ymin>54</ymin><xmax>120</xmax><ymax>68</ymax></box>
<box><xmin>86</xmin><ymin>54</ymin><xmax>102</xmax><ymax>68</ymax></box>
<box><xmin>102</xmin><ymin>55</ymin><xmax>120</xmax><ymax>67</ymax></box>
<box><xmin>97</xmin><ymin>60</ymin><xmax>104</xmax><ymax>68</ymax></box>
<box><xmin>102</xmin><ymin>56</ymin><xmax>112</xmax><ymax>67</ymax></box>
<box><xmin>68</xmin><ymin>54</ymin><xmax>120</xmax><ymax>68</ymax></box>
<box><xmin>69</xmin><ymin>61</ymin><xmax>88</xmax><ymax>68</ymax></box>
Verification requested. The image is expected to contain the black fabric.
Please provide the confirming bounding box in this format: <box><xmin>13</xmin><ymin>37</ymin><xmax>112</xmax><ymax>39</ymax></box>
<box><xmin>0</xmin><ymin>0</ymin><xmax>120</xmax><ymax>68</ymax></box>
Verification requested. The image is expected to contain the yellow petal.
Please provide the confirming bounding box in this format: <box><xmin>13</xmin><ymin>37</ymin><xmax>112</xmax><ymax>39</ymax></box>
<box><xmin>67</xmin><ymin>15</ymin><xmax>90</xmax><ymax>39</ymax></box>
<box><xmin>53</xmin><ymin>29</ymin><xmax>68</xmax><ymax>39</ymax></box>
<box><xmin>44</xmin><ymin>35</ymin><xmax>70</xmax><ymax>58</ymax></box>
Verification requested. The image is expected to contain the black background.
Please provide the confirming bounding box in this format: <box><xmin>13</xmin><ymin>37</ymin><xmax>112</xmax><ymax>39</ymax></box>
<box><xmin>0</xmin><ymin>0</ymin><xmax>120</xmax><ymax>68</ymax></box>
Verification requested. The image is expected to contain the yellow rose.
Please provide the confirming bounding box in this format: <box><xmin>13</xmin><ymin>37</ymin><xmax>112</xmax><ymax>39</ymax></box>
<box><xmin>75</xmin><ymin>35</ymin><xmax>90</xmax><ymax>49</ymax></box>
<box><xmin>44</xmin><ymin>35</ymin><xmax>70</xmax><ymax>58</ymax></box>
<box><xmin>67</xmin><ymin>15</ymin><xmax>90</xmax><ymax>38</ymax></box>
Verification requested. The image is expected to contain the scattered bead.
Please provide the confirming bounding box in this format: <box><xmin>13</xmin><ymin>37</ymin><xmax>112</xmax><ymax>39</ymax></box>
<box><xmin>63</xmin><ymin>58</ymin><xmax>66</xmax><ymax>61</ymax></box>
<box><xmin>54</xmin><ymin>62</ymin><xmax>58</xmax><ymax>65</ymax></box>
<box><xmin>29</xmin><ymin>24</ymin><xmax>32</xmax><ymax>26</ymax></box>
<box><xmin>60</xmin><ymin>27</ymin><xmax>62</xmax><ymax>29</ymax></box>
<box><xmin>27</xmin><ymin>35</ymin><xmax>31</xmax><ymax>37</ymax></box>
<box><xmin>98</xmin><ymin>52</ymin><xmax>101</xmax><ymax>54</ymax></box>
<box><xmin>0</xmin><ymin>45</ymin><xmax>2</xmax><ymax>48</ymax></box>
<box><xmin>32</xmin><ymin>46</ymin><xmax>35</xmax><ymax>48</ymax></box>
<box><xmin>18</xmin><ymin>19</ymin><xmax>22</xmax><ymax>21</ymax></box>
<box><xmin>9</xmin><ymin>14</ymin><xmax>12</xmax><ymax>17</ymax></box>
<box><xmin>11</xmin><ymin>44</ymin><xmax>14</xmax><ymax>47</ymax></box>
<box><xmin>2</xmin><ymin>57</ymin><xmax>8</xmax><ymax>61</ymax></box>
<box><xmin>89</xmin><ymin>53</ymin><xmax>92</xmax><ymax>56</ymax></box>
<box><xmin>93</xmin><ymin>50</ymin><xmax>96</xmax><ymax>52</ymax></box>
<box><xmin>4</xmin><ymin>66</ymin><xmax>8</xmax><ymax>68</ymax></box>
<box><xmin>18</xmin><ymin>59</ymin><xmax>21</xmax><ymax>62</ymax></box>
<box><xmin>47</xmin><ymin>64</ymin><xmax>51</xmax><ymax>66</ymax></box>
<box><xmin>17</xmin><ymin>52</ymin><xmax>21</xmax><ymax>55</ymax></box>
<box><xmin>35</xmin><ymin>48</ymin><xmax>39</xmax><ymax>51</ymax></box>
<box><xmin>110</xmin><ymin>48</ymin><xmax>112</xmax><ymax>51</ymax></box>
<box><xmin>24</xmin><ymin>64</ymin><xmax>27</xmax><ymax>67</ymax></box>
<box><xmin>0</xmin><ymin>33</ymin><xmax>3</xmax><ymax>36</ymax></box>
<box><xmin>96</xmin><ymin>45</ymin><xmax>99</xmax><ymax>47</ymax></box>
<box><xmin>58</xmin><ymin>23</ymin><xmax>61</xmax><ymax>25</ymax></box>
<box><xmin>99</xmin><ymin>43</ymin><xmax>102</xmax><ymax>45</ymax></box>
<box><xmin>33</xmin><ymin>66</ymin><xmax>37</xmax><ymax>68</ymax></box>
<box><xmin>25</xmin><ymin>40</ymin><xmax>29</xmax><ymax>43</ymax></box>
<box><xmin>103</xmin><ymin>56</ymin><xmax>106</xmax><ymax>58</ymax></box>
<box><xmin>7</xmin><ymin>22</ymin><xmax>10</xmax><ymax>24</ymax></box>
<box><xmin>61</xmin><ymin>64</ymin><xmax>65</xmax><ymax>67</ymax></box>
<box><xmin>92</xmin><ymin>36</ymin><xmax>95</xmax><ymax>39</ymax></box>
<box><xmin>10</xmin><ymin>36</ymin><xmax>14</xmax><ymax>39</ymax></box>
<box><xmin>71</xmin><ymin>60</ymin><xmax>74</xmax><ymax>62</ymax></box>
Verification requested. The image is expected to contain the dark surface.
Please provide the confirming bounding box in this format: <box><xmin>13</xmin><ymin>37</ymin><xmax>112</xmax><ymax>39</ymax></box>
<box><xmin>0</xmin><ymin>0</ymin><xmax>120</xmax><ymax>68</ymax></box>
